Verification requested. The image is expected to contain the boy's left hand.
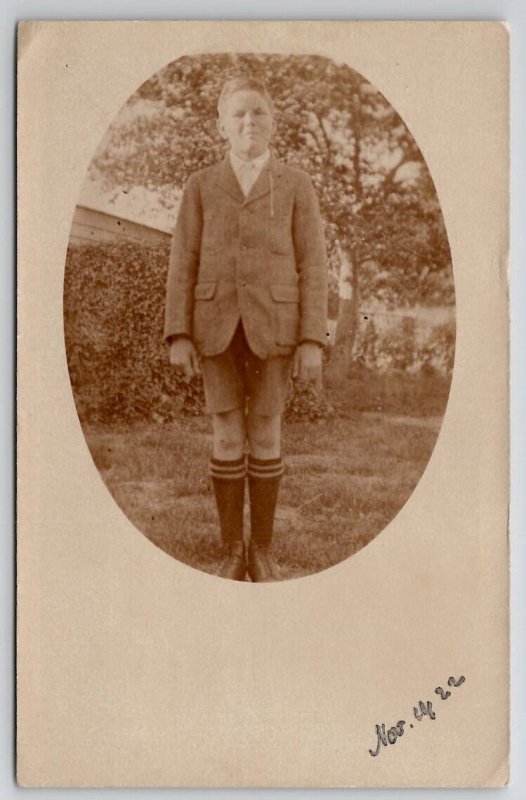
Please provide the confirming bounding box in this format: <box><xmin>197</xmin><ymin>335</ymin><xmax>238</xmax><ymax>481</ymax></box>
<box><xmin>293</xmin><ymin>342</ymin><xmax>323</xmax><ymax>388</ymax></box>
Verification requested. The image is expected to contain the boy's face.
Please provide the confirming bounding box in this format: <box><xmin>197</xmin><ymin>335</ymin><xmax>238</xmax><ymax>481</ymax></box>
<box><xmin>217</xmin><ymin>90</ymin><xmax>275</xmax><ymax>160</ymax></box>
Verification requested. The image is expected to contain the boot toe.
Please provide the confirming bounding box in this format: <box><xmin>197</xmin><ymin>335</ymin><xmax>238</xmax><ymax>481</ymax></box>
<box><xmin>247</xmin><ymin>543</ymin><xmax>280</xmax><ymax>582</ymax></box>
<box><xmin>217</xmin><ymin>542</ymin><xmax>246</xmax><ymax>581</ymax></box>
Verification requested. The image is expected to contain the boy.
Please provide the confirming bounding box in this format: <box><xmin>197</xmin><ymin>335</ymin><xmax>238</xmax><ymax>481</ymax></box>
<box><xmin>164</xmin><ymin>77</ymin><xmax>328</xmax><ymax>581</ymax></box>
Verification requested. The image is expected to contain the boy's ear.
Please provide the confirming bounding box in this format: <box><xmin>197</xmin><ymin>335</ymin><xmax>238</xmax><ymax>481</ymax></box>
<box><xmin>216</xmin><ymin>117</ymin><xmax>228</xmax><ymax>140</ymax></box>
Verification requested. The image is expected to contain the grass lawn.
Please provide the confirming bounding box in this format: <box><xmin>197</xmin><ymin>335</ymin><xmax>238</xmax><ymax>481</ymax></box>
<box><xmin>85</xmin><ymin>409</ymin><xmax>443</xmax><ymax>581</ymax></box>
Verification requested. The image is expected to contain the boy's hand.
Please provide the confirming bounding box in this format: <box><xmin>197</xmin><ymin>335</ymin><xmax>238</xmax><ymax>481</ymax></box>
<box><xmin>169</xmin><ymin>337</ymin><xmax>201</xmax><ymax>379</ymax></box>
<box><xmin>293</xmin><ymin>342</ymin><xmax>323</xmax><ymax>388</ymax></box>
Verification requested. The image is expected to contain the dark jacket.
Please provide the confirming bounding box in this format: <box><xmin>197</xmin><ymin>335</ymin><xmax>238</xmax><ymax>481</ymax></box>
<box><xmin>164</xmin><ymin>151</ymin><xmax>328</xmax><ymax>358</ymax></box>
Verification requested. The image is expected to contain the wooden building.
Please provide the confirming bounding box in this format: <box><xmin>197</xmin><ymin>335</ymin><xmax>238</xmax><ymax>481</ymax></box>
<box><xmin>69</xmin><ymin>205</ymin><xmax>171</xmax><ymax>245</ymax></box>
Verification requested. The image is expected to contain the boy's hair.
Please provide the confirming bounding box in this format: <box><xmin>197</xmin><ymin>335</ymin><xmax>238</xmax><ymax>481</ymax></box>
<box><xmin>217</xmin><ymin>77</ymin><xmax>274</xmax><ymax>118</ymax></box>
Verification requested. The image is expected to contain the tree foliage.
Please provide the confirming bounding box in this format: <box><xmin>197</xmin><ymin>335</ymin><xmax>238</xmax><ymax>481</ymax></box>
<box><xmin>91</xmin><ymin>53</ymin><xmax>454</xmax><ymax>310</ymax></box>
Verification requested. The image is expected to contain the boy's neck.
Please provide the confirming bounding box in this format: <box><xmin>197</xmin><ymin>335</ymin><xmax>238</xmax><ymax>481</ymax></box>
<box><xmin>230</xmin><ymin>148</ymin><xmax>270</xmax><ymax>164</ymax></box>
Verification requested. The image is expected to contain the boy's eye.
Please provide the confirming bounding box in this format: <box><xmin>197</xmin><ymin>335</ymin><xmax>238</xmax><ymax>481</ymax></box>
<box><xmin>232</xmin><ymin>108</ymin><xmax>267</xmax><ymax>117</ymax></box>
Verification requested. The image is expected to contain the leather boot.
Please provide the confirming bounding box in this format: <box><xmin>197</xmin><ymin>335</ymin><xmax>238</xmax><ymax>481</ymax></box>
<box><xmin>216</xmin><ymin>541</ymin><xmax>246</xmax><ymax>581</ymax></box>
<box><xmin>247</xmin><ymin>541</ymin><xmax>280</xmax><ymax>582</ymax></box>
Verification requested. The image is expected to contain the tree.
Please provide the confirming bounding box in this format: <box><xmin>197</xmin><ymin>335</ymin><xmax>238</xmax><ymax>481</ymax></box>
<box><xmin>90</xmin><ymin>53</ymin><xmax>453</xmax><ymax>384</ymax></box>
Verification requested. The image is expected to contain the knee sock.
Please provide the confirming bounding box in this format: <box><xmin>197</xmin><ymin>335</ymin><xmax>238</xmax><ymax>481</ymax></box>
<box><xmin>247</xmin><ymin>456</ymin><xmax>284</xmax><ymax>546</ymax></box>
<box><xmin>209</xmin><ymin>457</ymin><xmax>246</xmax><ymax>544</ymax></box>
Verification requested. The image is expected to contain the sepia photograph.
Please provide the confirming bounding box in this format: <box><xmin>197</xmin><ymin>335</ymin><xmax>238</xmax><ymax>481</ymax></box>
<box><xmin>17</xmin><ymin>20</ymin><xmax>509</xmax><ymax>788</ymax></box>
<box><xmin>64</xmin><ymin>52</ymin><xmax>455</xmax><ymax>582</ymax></box>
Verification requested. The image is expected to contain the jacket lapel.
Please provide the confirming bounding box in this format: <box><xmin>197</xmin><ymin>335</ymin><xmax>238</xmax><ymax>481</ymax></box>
<box><xmin>216</xmin><ymin>155</ymin><xmax>245</xmax><ymax>203</ymax></box>
<box><xmin>244</xmin><ymin>151</ymin><xmax>284</xmax><ymax>206</ymax></box>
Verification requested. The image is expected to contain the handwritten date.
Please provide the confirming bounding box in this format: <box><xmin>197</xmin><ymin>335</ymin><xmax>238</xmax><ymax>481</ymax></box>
<box><xmin>368</xmin><ymin>675</ymin><xmax>465</xmax><ymax>757</ymax></box>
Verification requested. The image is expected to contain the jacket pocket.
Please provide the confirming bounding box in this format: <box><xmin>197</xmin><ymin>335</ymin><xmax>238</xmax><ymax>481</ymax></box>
<box><xmin>194</xmin><ymin>281</ymin><xmax>217</xmax><ymax>300</ymax></box>
<box><xmin>270</xmin><ymin>283</ymin><xmax>300</xmax><ymax>345</ymax></box>
<box><xmin>193</xmin><ymin>282</ymin><xmax>218</xmax><ymax>344</ymax></box>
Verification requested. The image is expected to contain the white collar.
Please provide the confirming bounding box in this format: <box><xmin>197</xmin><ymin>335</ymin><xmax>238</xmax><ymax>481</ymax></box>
<box><xmin>229</xmin><ymin>149</ymin><xmax>270</xmax><ymax>173</ymax></box>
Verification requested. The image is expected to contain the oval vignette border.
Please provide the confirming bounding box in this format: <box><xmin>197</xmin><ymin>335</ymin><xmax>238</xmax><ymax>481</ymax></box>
<box><xmin>63</xmin><ymin>52</ymin><xmax>456</xmax><ymax>582</ymax></box>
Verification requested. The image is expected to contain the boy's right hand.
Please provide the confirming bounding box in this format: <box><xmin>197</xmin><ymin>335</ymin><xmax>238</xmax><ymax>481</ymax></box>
<box><xmin>169</xmin><ymin>337</ymin><xmax>201</xmax><ymax>379</ymax></box>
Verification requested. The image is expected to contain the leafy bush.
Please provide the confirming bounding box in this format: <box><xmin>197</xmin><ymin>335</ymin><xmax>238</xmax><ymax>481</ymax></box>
<box><xmin>284</xmin><ymin>378</ymin><xmax>336</xmax><ymax>422</ymax></box>
<box><xmin>352</xmin><ymin>314</ymin><xmax>455</xmax><ymax>376</ymax></box>
<box><xmin>376</xmin><ymin>316</ymin><xmax>416</xmax><ymax>371</ymax></box>
<box><xmin>64</xmin><ymin>241</ymin><xmax>204</xmax><ymax>423</ymax></box>
<box><xmin>420</xmin><ymin>320</ymin><xmax>456</xmax><ymax>375</ymax></box>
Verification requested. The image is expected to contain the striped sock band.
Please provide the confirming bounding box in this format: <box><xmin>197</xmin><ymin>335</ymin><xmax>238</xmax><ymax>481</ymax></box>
<box><xmin>209</xmin><ymin>456</ymin><xmax>246</xmax><ymax>481</ymax></box>
<box><xmin>247</xmin><ymin>456</ymin><xmax>284</xmax><ymax>545</ymax></box>
<box><xmin>247</xmin><ymin>456</ymin><xmax>284</xmax><ymax>480</ymax></box>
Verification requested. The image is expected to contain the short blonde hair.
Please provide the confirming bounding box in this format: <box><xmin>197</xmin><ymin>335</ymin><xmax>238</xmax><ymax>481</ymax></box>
<box><xmin>217</xmin><ymin>77</ymin><xmax>274</xmax><ymax>118</ymax></box>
